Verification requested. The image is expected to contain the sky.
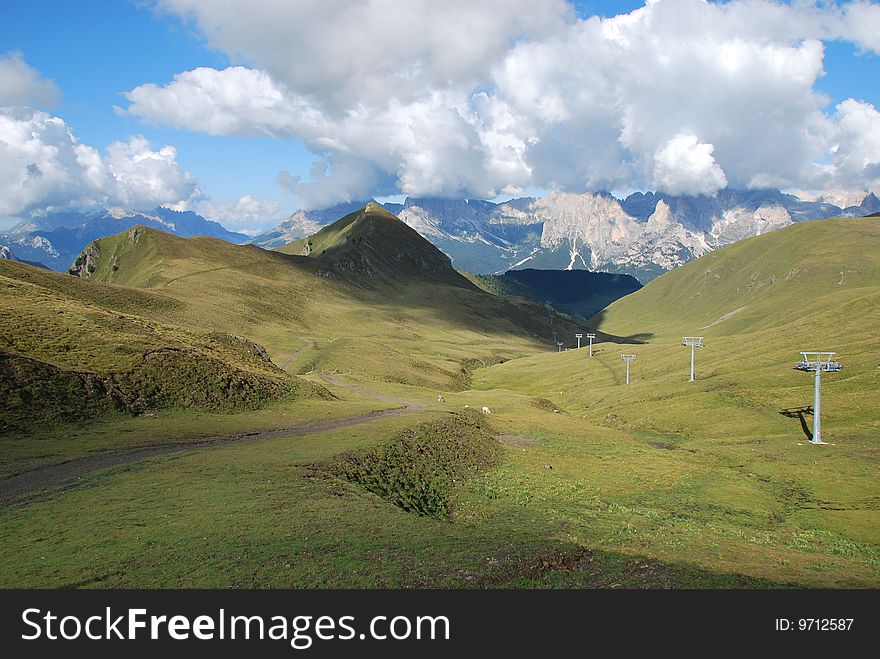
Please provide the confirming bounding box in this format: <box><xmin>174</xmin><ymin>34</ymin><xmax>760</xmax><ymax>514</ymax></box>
<box><xmin>1</xmin><ymin>0</ymin><xmax>879</xmax><ymax>234</ymax></box>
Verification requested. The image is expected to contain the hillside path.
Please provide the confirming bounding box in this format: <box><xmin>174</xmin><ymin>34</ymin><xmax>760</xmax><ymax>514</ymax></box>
<box><xmin>318</xmin><ymin>374</ymin><xmax>427</xmax><ymax>410</ymax></box>
<box><xmin>279</xmin><ymin>337</ymin><xmax>316</xmax><ymax>371</ymax></box>
<box><xmin>0</xmin><ymin>379</ymin><xmax>426</xmax><ymax>506</ymax></box>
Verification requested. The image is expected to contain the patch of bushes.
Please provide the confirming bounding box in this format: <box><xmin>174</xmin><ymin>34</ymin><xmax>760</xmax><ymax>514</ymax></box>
<box><xmin>0</xmin><ymin>349</ymin><xmax>330</xmax><ymax>435</ymax></box>
<box><xmin>118</xmin><ymin>349</ymin><xmax>315</xmax><ymax>412</ymax></box>
<box><xmin>328</xmin><ymin>411</ymin><xmax>501</xmax><ymax>520</ymax></box>
<box><xmin>0</xmin><ymin>352</ymin><xmax>117</xmax><ymax>433</ymax></box>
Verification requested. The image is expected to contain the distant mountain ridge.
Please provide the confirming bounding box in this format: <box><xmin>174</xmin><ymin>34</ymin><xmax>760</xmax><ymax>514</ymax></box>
<box><xmin>0</xmin><ymin>207</ymin><xmax>250</xmax><ymax>271</ymax></box>
<box><xmin>253</xmin><ymin>188</ymin><xmax>879</xmax><ymax>282</ymax></box>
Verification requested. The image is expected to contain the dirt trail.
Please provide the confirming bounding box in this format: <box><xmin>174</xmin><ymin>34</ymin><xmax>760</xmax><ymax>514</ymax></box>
<box><xmin>279</xmin><ymin>337</ymin><xmax>316</xmax><ymax>371</ymax></box>
<box><xmin>0</xmin><ymin>378</ymin><xmax>427</xmax><ymax>505</ymax></box>
<box><xmin>319</xmin><ymin>374</ymin><xmax>427</xmax><ymax>411</ymax></box>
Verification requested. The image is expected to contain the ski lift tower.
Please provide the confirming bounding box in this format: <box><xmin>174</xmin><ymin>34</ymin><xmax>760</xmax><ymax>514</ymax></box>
<box><xmin>621</xmin><ymin>354</ymin><xmax>636</xmax><ymax>384</ymax></box>
<box><xmin>575</xmin><ymin>333</ymin><xmax>583</xmax><ymax>349</ymax></box>
<box><xmin>586</xmin><ymin>333</ymin><xmax>596</xmax><ymax>357</ymax></box>
<box><xmin>794</xmin><ymin>352</ymin><xmax>842</xmax><ymax>445</ymax></box>
<box><xmin>681</xmin><ymin>336</ymin><xmax>704</xmax><ymax>382</ymax></box>
<box><xmin>557</xmin><ymin>341</ymin><xmax>564</xmax><ymax>353</ymax></box>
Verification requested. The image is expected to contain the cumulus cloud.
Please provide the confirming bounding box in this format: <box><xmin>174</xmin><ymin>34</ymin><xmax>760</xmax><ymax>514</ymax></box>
<box><xmin>120</xmin><ymin>66</ymin><xmax>314</xmax><ymax>138</ymax></box>
<box><xmin>277</xmin><ymin>154</ymin><xmax>395</xmax><ymax>210</ymax></box>
<box><xmin>104</xmin><ymin>136</ymin><xmax>201</xmax><ymax>210</ymax></box>
<box><xmin>122</xmin><ymin>0</ymin><xmax>880</xmax><ymax>205</ymax></box>
<box><xmin>652</xmin><ymin>134</ymin><xmax>728</xmax><ymax>195</ymax></box>
<box><xmin>0</xmin><ymin>52</ymin><xmax>60</xmax><ymax>108</ymax></box>
<box><xmin>821</xmin><ymin>98</ymin><xmax>880</xmax><ymax>189</ymax></box>
<box><xmin>196</xmin><ymin>195</ymin><xmax>284</xmax><ymax>234</ymax></box>
<box><xmin>156</xmin><ymin>0</ymin><xmax>573</xmax><ymax>111</ymax></box>
<box><xmin>0</xmin><ymin>107</ymin><xmax>201</xmax><ymax>216</ymax></box>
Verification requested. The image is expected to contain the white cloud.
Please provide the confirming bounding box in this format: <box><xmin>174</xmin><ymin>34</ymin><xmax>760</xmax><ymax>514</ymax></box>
<box><xmin>196</xmin><ymin>195</ymin><xmax>284</xmax><ymax>233</ymax></box>
<box><xmin>121</xmin><ymin>0</ymin><xmax>880</xmax><ymax>205</ymax></box>
<box><xmin>120</xmin><ymin>66</ymin><xmax>315</xmax><ymax>138</ymax></box>
<box><xmin>104</xmin><ymin>136</ymin><xmax>201</xmax><ymax>210</ymax></box>
<box><xmin>827</xmin><ymin>1</ymin><xmax>880</xmax><ymax>55</ymax></box>
<box><xmin>0</xmin><ymin>52</ymin><xmax>60</xmax><ymax>108</ymax></box>
<box><xmin>0</xmin><ymin>108</ymin><xmax>201</xmax><ymax>216</ymax></box>
<box><xmin>277</xmin><ymin>154</ymin><xmax>393</xmax><ymax>210</ymax></box>
<box><xmin>823</xmin><ymin>98</ymin><xmax>880</xmax><ymax>188</ymax></box>
<box><xmin>652</xmin><ymin>134</ymin><xmax>728</xmax><ymax>195</ymax></box>
<box><xmin>156</xmin><ymin>0</ymin><xmax>573</xmax><ymax>111</ymax></box>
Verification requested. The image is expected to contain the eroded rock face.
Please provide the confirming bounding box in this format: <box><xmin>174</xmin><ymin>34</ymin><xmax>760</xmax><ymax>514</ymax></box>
<box><xmin>68</xmin><ymin>241</ymin><xmax>101</xmax><ymax>278</ymax></box>
<box><xmin>709</xmin><ymin>204</ymin><xmax>793</xmax><ymax>245</ymax></box>
<box><xmin>531</xmin><ymin>193</ymin><xmax>710</xmax><ymax>272</ymax></box>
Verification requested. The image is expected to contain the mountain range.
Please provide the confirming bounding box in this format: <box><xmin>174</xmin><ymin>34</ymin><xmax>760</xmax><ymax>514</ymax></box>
<box><xmin>253</xmin><ymin>188</ymin><xmax>880</xmax><ymax>282</ymax></box>
<box><xmin>4</xmin><ymin>187</ymin><xmax>877</xmax><ymax>280</ymax></box>
<box><xmin>0</xmin><ymin>207</ymin><xmax>250</xmax><ymax>271</ymax></box>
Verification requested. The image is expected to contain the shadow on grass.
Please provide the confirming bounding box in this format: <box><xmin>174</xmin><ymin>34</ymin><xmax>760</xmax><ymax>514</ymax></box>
<box><xmin>499</xmin><ymin>543</ymin><xmax>796</xmax><ymax>589</ymax></box>
<box><xmin>780</xmin><ymin>406</ymin><xmax>814</xmax><ymax>441</ymax></box>
<box><xmin>588</xmin><ymin>307</ymin><xmax>654</xmax><ymax>345</ymax></box>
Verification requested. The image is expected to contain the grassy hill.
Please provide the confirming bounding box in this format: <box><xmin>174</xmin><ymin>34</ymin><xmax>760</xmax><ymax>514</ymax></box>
<box><xmin>0</xmin><ymin>257</ymin><xmax>327</xmax><ymax>434</ymax></box>
<box><xmin>469</xmin><ymin>216</ymin><xmax>879</xmax><ymax>585</ymax></box>
<box><xmin>592</xmin><ymin>215</ymin><xmax>880</xmax><ymax>338</ymax></box>
<box><xmin>482</xmin><ymin>215</ymin><xmax>880</xmax><ymax>442</ymax></box>
<box><xmin>2</xmin><ymin>205</ymin><xmax>603</xmax><ymax>436</ymax></box>
<box><xmin>275</xmin><ymin>202</ymin><xmax>462</xmax><ymax>284</ymax></box>
<box><xmin>3</xmin><ymin>210</ymin><xmax>876</xmax><ymax>589</ymax></box>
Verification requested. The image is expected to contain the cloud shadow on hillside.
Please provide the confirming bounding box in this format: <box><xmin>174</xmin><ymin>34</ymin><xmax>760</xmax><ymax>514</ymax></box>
<box><xmin>588</xmin><ymin>307</ymin><xmax>654</xmax><ymax>345</ymax></box>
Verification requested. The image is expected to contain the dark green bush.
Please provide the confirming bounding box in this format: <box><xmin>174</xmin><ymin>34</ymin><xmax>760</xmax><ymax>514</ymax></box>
<box><xmin>329</xmin><ymin>411</ymin><xmax>501</xmax><ymax>519</ymax></box>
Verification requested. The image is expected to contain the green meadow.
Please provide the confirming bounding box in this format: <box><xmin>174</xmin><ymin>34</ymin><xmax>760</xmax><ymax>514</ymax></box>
<box><xmin>0</xmin><ymin>208</ymin><xmax>877</xmax><ymax>588</ymax></box>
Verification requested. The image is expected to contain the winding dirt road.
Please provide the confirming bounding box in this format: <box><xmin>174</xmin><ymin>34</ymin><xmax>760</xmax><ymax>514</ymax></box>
<box><xmin>0</xmin><ymin>377</ymin><xmax>427</xmax><ymax>506</ymax></box>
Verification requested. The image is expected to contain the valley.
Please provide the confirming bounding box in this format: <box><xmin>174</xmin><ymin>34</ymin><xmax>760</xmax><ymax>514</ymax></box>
<box><xmin>0</xmin><ymin>206</ymin><xmax>877</xmax><ymax>589</ymax></box>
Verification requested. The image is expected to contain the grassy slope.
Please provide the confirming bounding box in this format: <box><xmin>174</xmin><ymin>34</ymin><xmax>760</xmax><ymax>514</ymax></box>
<box><xmin>2</xmin><ymin>213</ymin><xmax>877</xmax><ymax>589</ymax></box>
<box><xmin>0</xmin><ymin>257</ymin><xmax>329</xmax><ymax>438</ymax></box>
<box><xmin>470</xmin><ymin>216</ymin><xmax>880</xmax><ymax>586</ymax></box>
<box><xmin>0</xmin><ymin>410</ymin><xmax>784</xmax><ymax>588</ymax></box>
<box><xmin>1</xmin><ymin>205</ymin><xmax>590</xmax><ymax>463</ymax></box>
<box><xmin>74</xmin><ymin>206</ymin><xmax>589</xmax><ymax>391</ymax></box>
<box><xmin>593</xmin><ymin>215</ymin><xmax>880</xmax><ymax>337</ymax></box>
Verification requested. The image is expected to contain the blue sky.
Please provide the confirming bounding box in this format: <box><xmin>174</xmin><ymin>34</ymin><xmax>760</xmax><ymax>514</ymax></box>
<box><xmin>0</xmin><ymin>1</ymin><xmax>309</xmax><ymax>205</ymax></box>
<box><xmin>1</xmin><ymin>0</ymin><xmax>879</xmax><ymax>232</ymax></box>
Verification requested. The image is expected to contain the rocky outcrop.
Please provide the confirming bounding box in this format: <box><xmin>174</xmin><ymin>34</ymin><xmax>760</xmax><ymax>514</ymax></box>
<box><xmin>68</xmin><ymin>241</ymin><xmax>101</xmax><ymax>278</ymax></box>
